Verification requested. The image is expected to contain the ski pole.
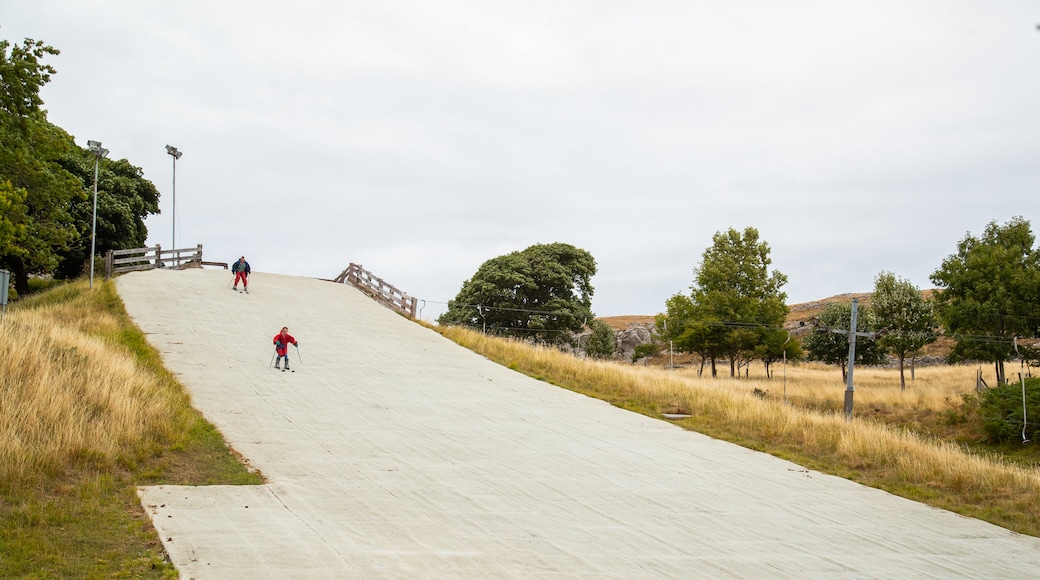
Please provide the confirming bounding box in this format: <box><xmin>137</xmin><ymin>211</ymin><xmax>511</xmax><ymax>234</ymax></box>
<box><xmin>270</xmin><ymin>348</ymin><xmax>278</xmax><ymax>367</ymax></box>
<box><xmin>294</xmin><ymin>343</ymin><xmax>302</xmax><ymax>364</ymax></box>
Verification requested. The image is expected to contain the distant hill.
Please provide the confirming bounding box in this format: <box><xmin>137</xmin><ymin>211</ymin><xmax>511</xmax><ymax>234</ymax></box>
<box><xmin>600</xmin><ymin>290</ymin><xmax>952</xmax><ymax>357</ymax></box>
<box><xmin>599</xmin><ymin>293</ymin><xmax>873</xmax><ymax>332</ymax></box>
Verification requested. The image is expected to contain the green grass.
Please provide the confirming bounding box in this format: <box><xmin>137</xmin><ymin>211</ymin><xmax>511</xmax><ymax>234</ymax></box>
<box><xmin>0</xmin><ymin>280</ymin><xmax>262</xmax><ymax>578</ymax></box>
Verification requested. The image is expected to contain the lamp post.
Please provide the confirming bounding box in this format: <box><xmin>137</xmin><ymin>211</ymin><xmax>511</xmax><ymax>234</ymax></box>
<box><xmin>165</xmin><ymin>145</ymin><xmax>182</xmax><ymax>265</ymax></box>
<box><xmin>87</xmin><ymin>140</ymin><xmax>109</xmax><ymax>288</ymax></box>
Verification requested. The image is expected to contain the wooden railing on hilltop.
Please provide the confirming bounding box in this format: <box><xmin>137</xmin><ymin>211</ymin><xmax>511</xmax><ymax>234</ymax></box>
<box><xmin>334</xmin><ymin>263</ymin><xmax>417</xmax><ymax>318</ymax></box>
<box><xmin>105</xmin><ymin>244</ymin><xmax>227</xmax><ymax>278</ymax></box>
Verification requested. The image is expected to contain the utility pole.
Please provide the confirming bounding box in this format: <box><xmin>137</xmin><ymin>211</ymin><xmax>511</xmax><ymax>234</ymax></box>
<box><xmin>818</xmin><ymin>297</ymin><xmax>876</xmax><ymax>420</ymax></box>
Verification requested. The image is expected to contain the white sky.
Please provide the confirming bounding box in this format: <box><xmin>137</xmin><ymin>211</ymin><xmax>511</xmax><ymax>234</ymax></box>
<box><xmin>5</xmin><ymin>2</ymin><xmax>1039</xmax><ymax>321</ymax></box>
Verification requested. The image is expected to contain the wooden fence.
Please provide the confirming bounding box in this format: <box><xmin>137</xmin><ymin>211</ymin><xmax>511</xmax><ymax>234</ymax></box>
<box><xmin>105</xmin><ymin>244</ymin><xmax>226</xmax><ymax>278</ymax></box>
<box><xmin>334</xmin><ymin>263</ymin><xmax>417</xmax><ymax>318</ymax></box>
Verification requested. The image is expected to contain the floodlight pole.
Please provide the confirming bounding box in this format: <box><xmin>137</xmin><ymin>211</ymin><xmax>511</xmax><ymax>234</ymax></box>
<box><xmin>87</xmin><ymin>140</ymin><xmax>109</xmax><ymax>288</ymax></box>
<box><xmin>166</xmin><ymin>145</ymin><xmax>182</xmax><ymax>266</ymax></box>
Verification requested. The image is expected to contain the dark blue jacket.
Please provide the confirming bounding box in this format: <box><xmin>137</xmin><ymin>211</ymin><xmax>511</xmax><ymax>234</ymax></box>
<box><xmin>232</xmin><ymin>259</ymin><xmax>251</xmax><ymax>275</ymax></box>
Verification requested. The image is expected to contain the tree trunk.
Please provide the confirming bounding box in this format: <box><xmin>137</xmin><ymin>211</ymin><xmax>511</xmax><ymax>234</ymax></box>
<box><xmin>899</xmin><ymin>353</ymin><xmax>906</xmax><ymax>391</ymax></box>
<box><xmin>9</xmin><ymin>257</ymin><xmax>28</xmax><ymax>297</ymax></box>
<box><xmin>710</xmin><ymin>357</ymin><xmax>718</xmax><ymax>378</ymax></box>
<box><xmin>841</xmin><ymin>362</ymin><xmax>847</xmax><ymax>383</ymax></box>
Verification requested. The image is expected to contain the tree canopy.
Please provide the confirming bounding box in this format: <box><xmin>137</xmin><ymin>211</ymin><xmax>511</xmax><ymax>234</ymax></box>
<box><xmin>870</xmin><ymin>272</ymin><xmax>937</xmax><ymax>390</ymax></box>
<box><xmin>930</xmin><ymin>217</ymin><xmax>1040</xmax><ymax>385</ymax></box>
<box><xmin>438</xmin><ymin>242</ymin><xmax>596</xmax><ymax>344</ymax></box>
<box><xmin>657</xmin><ymin>227</ymin><xmax>790</xmax><ymax>377</ymax></box>
<box><xmin>53</xmin><ymin>149</ymin><xmax>161</xmax><ymax>279</ymax></box>
<box><xmin>802</xmin><ymin>301</ymin><xmax>885</xmax><ymax>382</ymax></box>
<box><xmin>0</xmin><ymin>36</ymin><xmax>160</xmax><ymax>292</ymax></box>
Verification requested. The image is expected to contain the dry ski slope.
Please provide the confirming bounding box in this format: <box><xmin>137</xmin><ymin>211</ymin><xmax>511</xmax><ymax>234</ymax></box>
<box><xmin>118</xmin><ymin>268</ymin><xmax>1040</xmax><ymax>579</ymax></box>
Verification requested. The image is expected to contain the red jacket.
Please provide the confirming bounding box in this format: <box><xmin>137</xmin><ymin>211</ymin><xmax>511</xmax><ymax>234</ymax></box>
<box><xmin>273</xmin><ymin>332</ymin><xmax>297</xmax><ymax>355</ymax></box>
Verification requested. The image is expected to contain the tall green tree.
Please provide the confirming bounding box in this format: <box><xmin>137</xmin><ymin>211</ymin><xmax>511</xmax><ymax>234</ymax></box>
<box><xmin>53</xmin><ymin>149</ymin><xmax>161</xmax><ymax>279</ymax></box>
<box><xmin>689</xmin><ymin>227</ymin><xmax>789</xmax><ymax>378</ymax></box>
<box><xmin>802</xmin><ymin>301</ymin><xmax>886</xmax><ymax>382</ymax></box>
<box><xmin>0</xmin><ymin>36</ymin><xmax>160</xmax><ymax>291</ymax></box>
<box><xmin>871</xmin><ymin>272</ymin><xmax>937</xmax><ymax>390</ymax></box>
<box><xmin>930</xmin><ymin>217</ymin><xmax>1040</xmax><ymax>385</ymax></box>
<box><xmin>0</xmin><ymin>37</ymin><xmax>82</xmax><ymax>294</ymax></box>
<box><xmin>438</xmin><ymin>242</ymin><xmax>596</xmax><ymax>345</ymax></box>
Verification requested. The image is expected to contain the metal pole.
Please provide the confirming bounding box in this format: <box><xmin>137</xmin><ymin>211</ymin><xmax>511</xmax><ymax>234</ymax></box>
<box><xmin>90</xmin><ymin>154</ymin><xmax>99</xmax><ymax>288</ymax></box>
<box><xmin>166</xmin><ymin>145</ymin><xmax>182</xmax><ymax>267</ymax></box>
<box><xmin>87</xmin><ymin>140</ymin><xmax>107</xmax><ymax>288</ymax></box>
<box><xmin>844</xmin><ymin>297</ymin><xmax>859</xmax><ymax>420</ymax></box>
<box><xmin>783</xmin><ymin>330</ymin><xmax>791</xmax><ymax>404</ymax></box>
<box><xmin>171</xmin><ymin>154</ymin><xmax>176</xmax><ymax>266</ymax></box>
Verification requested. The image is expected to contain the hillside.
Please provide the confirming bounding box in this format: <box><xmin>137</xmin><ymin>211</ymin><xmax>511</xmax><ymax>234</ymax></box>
<box><xmin>599</xmin><ymin>293</ymin><xmax>874</xmax><ymax>332</ymax></box>
<box><xmin>600</xmin><ymin>291</ymin><xmax>953</xmax><ymax>358</ymax></box>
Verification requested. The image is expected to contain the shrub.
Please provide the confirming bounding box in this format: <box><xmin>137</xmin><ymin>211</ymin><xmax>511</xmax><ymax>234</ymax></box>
<box><xmin>974</xmin><ymin>377</ymin><xmax>1040</xmax><ymax>443</ymax></box>
<box><xmin>585</xmin><ymin>320</ymin><xmax>616</xmax><ymax>359</ymax></box>
<box><xmin>632</xmin><ymin>342</ymin><xmax>662</xmax><ymax>362</ymax></box>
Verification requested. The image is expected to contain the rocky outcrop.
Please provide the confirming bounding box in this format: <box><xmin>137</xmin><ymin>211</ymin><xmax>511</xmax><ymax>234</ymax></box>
<box><xmin>615</xmin><ymin>326</ymin><xmax>652</xmax><ymax>361</ymax></box>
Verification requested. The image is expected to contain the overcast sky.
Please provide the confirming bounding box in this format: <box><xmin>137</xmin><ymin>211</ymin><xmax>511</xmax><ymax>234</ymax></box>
<box><xmin>5</xmin><ymin>2</ymin><xmax>1039</xmax><ymax>321</ymax></box>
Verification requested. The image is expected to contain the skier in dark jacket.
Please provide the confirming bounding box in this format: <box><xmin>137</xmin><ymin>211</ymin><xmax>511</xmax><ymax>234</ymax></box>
<box><xmin>273</xmin><ymin>326</ymin><xmax>298</xmax><ymax>370</ymax></box>
<box><xmin>232</xmin><ymin>256</ymin><xmax>251</xmax><ymax>292</ymax></box>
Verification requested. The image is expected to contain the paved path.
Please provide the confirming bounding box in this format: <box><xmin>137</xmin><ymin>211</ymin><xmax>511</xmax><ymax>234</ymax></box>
<box><xmin>118</xmin><ymin>268</ymin><xmax>1040</xmax><ymax>578</ymax></box>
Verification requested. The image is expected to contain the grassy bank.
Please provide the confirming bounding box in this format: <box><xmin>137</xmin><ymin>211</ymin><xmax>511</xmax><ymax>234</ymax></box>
<box><xmin>0</xmin><ymin>280</ymin><xmax>261</xmax><ymax>578</ymax></box>
<box><xmin>438</xmin><ymin>326</ymin><xmax>1040</xmax><ymax>537</ymax></box>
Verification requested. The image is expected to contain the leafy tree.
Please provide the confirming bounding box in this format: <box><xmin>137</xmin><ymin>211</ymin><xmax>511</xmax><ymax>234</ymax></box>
<box><xmin>656</xmin><ymin>293</ymin><xmax>724</xmax><ymax>377</ymax></box>
<box><xmin>0</xmin><ymin>37</ymin><xmax>83</xmax><ymax>295</ymax></box>
<box><xmin>0</xmin><ymin>179</ymin><xmax>27</xmax><ymax>257</ymax></box>
<box><xmin>584</xmin><ymin>319</ymin><xmax>616</xmax><ymax>359</ymax></box>
<box><xmin>0</xmin><ymin>117</ymin><xmax>83</xmax><ymax>294</ymax></box>
<box><xmin>930</xmin><ymin>217</ymin><xmax>1040</xmax><ymax>385</ymax></box>
<box><xmin>0</xmin><ymin>38</ymin><xmax>57</xmax><ymax>123</ymax></box>
<box><xmin>871</xmin><ymin>272</ymin><xmax>938</xmax><ymax>390</ymax></box>
<box><xmin>0</xmin><ymin>36</ymin><xmax>160</xmax><ymax>291</ymax></box>
<box><xmin>438</xmin><ymin>242</ymin><xmax>596</xmax><ymax>344</ymax></box>
<box><xmin>53</xmin><ymin>149</ymin><xmax>161</xmax><ymax>279</ymax></box>
<box><xmin>688</xmin><ymin>227</ymin><xmax>789</xmax><ymax>378</ymax></box>
<box><xmin>754</xmin><ymin>329</ymin><xmax>802</xmax><ymax>379</ymax></box>
<box><xmin>802</xmin><ymin>301</ymin><xmax>886</xmax><ymax>382</ymax></box>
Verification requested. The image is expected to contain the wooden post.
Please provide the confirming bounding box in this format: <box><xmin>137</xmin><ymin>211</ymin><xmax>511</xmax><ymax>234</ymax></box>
<box><xmin>105</xmin><ymin>250</ymin><xmax>113</xmax><ymax>280</ymax></box>
<box><xmin>154</xmin><ymin>245</ymin><xmax>162</xmax><ymax>269</ymax></box>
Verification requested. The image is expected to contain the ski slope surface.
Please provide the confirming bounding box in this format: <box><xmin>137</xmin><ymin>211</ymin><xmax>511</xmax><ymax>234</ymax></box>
<box><xmin>117</xmin><ymin>268</ymin><xmax>1040</xmax><ymax>578</ymax></box>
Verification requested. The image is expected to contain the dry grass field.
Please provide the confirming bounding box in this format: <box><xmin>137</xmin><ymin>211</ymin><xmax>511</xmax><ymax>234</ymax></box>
<box><xmin>0</xmin><ymin>281</ymin><xmax>260</xmax><ymax>578</ymax></box>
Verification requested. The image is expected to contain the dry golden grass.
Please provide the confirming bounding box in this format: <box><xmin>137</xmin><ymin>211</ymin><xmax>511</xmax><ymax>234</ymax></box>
<box><xmin>669</xmin><ymin>361</ymin><xmax>979</xmax><ymax>408</ymax></box>
<box><xmin>1</xmin><ymin>280</ymin><xmax>259</xmax><ymax>578</ymax></box>
<box><xmin>438</xmin><ymin>326</ymin><xmax>1040</xmax><ymax>536</ymax></box>
<box><xmin>0</xmin><ymin>285</ymin><xmax>185</xmax><ymax>488</ymax></box>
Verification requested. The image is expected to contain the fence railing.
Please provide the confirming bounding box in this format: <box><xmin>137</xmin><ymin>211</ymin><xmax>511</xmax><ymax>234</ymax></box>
<box><xmin>105</xmin><ymin>244</ymin><xmax>222</xmax><ymax>278</ymax></box>
<box><xmin>334</xmin><ymin>263</ymin><xmax>417</xmax><ymax>318</ymax></box>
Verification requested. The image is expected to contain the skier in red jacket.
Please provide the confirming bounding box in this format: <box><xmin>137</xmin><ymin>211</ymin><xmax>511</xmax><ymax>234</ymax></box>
<box><xmin>272</xmin><ymin>326</ymin><xmax>298</xmax><ymax>370</ymax></box>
